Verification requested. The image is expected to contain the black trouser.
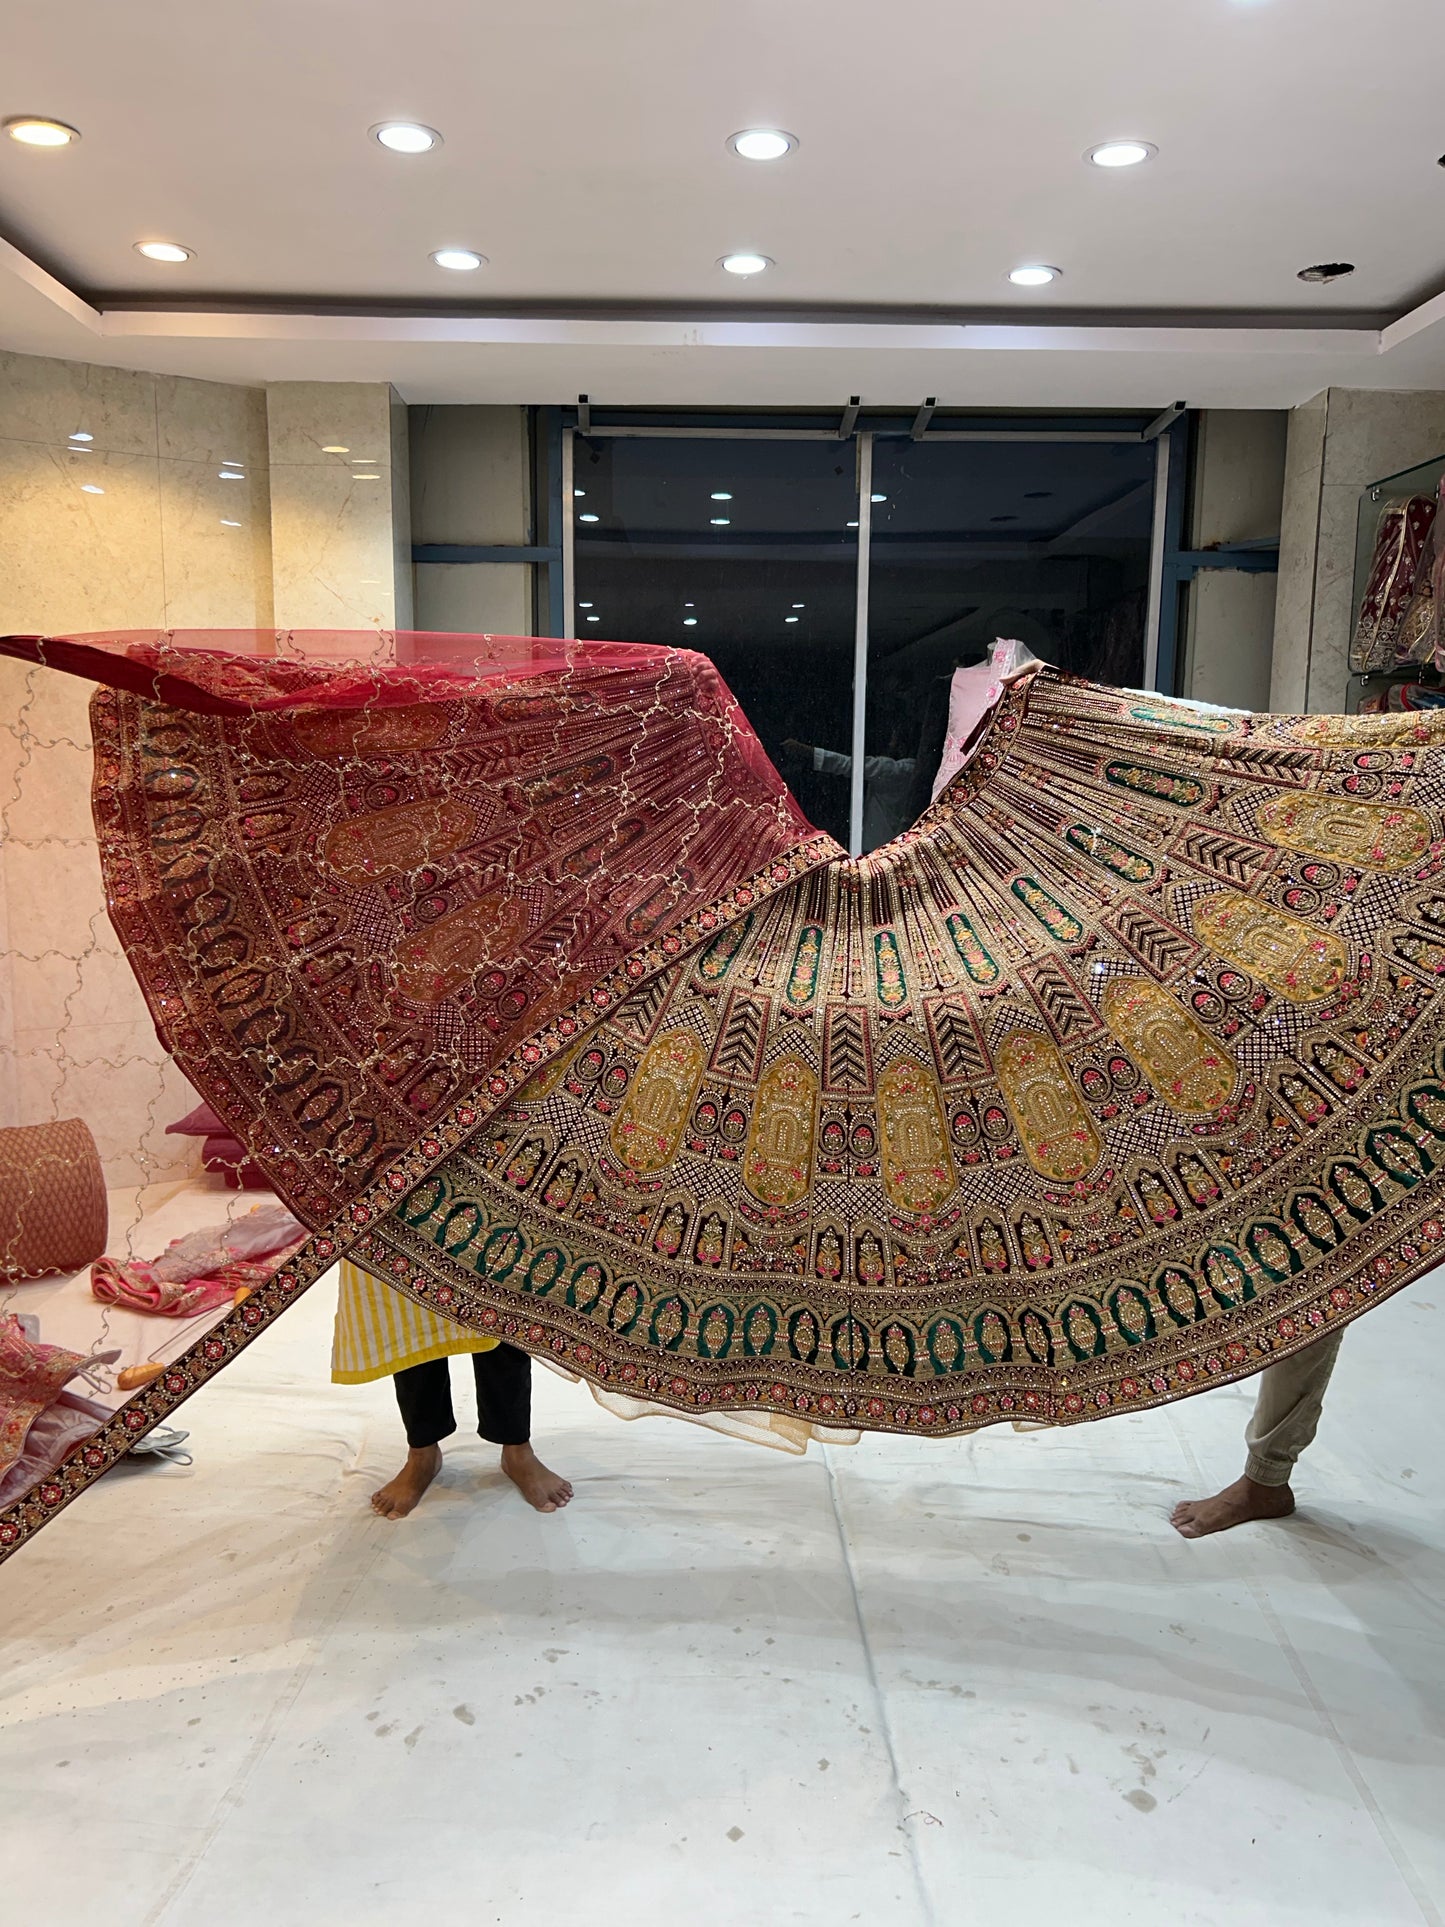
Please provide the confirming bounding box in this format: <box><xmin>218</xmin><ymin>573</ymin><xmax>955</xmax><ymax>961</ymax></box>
<box><xmin>392</xmin><ymin>1343</ymin><xmax>531</xmax><ymax>1449</ymax></box>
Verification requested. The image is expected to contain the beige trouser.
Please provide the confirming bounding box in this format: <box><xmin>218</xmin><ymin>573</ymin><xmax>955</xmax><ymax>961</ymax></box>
<box><xmin>1243</xmin><ymin>1329</ymin><xmax>1346</xmax><ymax>1486</ymax></box>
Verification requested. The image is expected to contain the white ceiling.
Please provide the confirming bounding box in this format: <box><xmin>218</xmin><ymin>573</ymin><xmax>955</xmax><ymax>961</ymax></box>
<box><xmin>4</xmin><ymin>0</ymin><xmax>1445</xmax><ymax>407</ymax></box>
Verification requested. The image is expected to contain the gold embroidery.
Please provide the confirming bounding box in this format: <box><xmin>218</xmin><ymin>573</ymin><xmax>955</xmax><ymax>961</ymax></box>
<box><xmin>323</xmin><ymin>797</ymin><xmax>476</xmax><ymax>881</ymax></box>
<box><xmin>291</xmin><ymin>704</ymin><xmax>448</xmax><ymax>756</ymax></box>
<box><xmin>995</xmin><ymin>1030</ymin><xmax>1102</xmax><ymax>1182</ymax></box>
<box><xmin>1193</xmin><ymin>891</ymin><xmax>1346</xmax><ymax>1003</ymax></box>
<box><xmin>743</xmin><ymin>1055</ymin><xmax>818</xmax><ymax>1208</ymax></box>
<box><xmin>1099</xmin><ymin>977</ymin><xmax>1235</xmax><ymax>1114</ymax></box>
<box><xmin>1256</xmin><ymin>793</ymin><xmax>1431</xmax><ymax>872</ymax></box>
<box><xmin>610</xmin><ymin>1031</ymin><xmax>706</xmax><ymax>1175</ymax></box>
<box><xmin>394</xmin><ymin>893</ymin><xmax>530</xmax><ymax>1006</ymax></box>
<box><xmin>877</xmin><ymin>1058</ymin><xmax>958</xmax><ymax>1215</ymax></box>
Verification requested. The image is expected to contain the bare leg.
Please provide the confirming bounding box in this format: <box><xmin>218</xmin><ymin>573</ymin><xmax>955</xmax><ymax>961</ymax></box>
<box><xmin>371</xmin><ymin>1443</ymin><xmax>443</xmax><ymax>1520</ymax></box>
<box><xmin>1171</xmin><ymin>1331</ymin><xmax>1345</xmax><ymax>1539</ymax></box>
<box><xmin>500</xmin><ymin>1442</ymin><xmax>573</xmax><ymax>1513</ymax></box>
<box><xmin>1171</xmin><ymin>1476</ymin><xmax>1295</xmax><ymax>1538</ymax></box>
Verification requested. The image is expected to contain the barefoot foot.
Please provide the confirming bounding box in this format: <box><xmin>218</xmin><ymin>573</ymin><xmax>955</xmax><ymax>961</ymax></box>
<box><xmin>371</xmin><ymin>1444</ymin><xmax>442</xmax><ymax>1520</ymax></box>
<box><xmin>500</xmin><ymin>1443</ymin><xmax>573</xmax><ymax>1513</ymax></box>
<box><xmin>1171</xmin><ymin>1475</ymin><xmax>1295</xmax><ymax>1539</ymax></box>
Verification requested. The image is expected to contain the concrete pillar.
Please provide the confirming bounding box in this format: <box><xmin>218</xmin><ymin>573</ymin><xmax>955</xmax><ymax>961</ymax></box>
<box><xmin>1271</xmin><ymin>389</ymin><xmax>1445</xmax><ymax>712</ymax></box>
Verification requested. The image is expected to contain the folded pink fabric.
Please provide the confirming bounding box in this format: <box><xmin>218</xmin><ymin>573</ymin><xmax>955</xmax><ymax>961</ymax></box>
<box><xmin>91</xmin><ymin>1204</ymin><xmax>307</xmax><ymax>1318</ymax></box>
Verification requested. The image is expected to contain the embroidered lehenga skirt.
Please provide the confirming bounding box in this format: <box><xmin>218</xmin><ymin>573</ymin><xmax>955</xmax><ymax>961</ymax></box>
<box><xmin>3</xmin><ymin>626</ymin><xmax>1445</xmax><ymax>1561</ymax></box>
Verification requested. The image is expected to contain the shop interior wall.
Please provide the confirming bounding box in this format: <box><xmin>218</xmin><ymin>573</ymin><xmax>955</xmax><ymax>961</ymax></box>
<box><xmin>410</xmin><ymin>406</ymin><xmax>535</xmax><ymax>636</ymax></box>
<box><xmin>0</xmin><ymin>352</ymin><xmax>411</xmax><ymax>1184</ymax></box>
<box><xmin>1271</xmin><ymin>388</ymin><xmax>1445</xmax><ymax>713</ymax></box>
<box><xmin>1180</xmin><ymin>411</ymin><xmax>1288</xmax><ymax>712</ymax></box>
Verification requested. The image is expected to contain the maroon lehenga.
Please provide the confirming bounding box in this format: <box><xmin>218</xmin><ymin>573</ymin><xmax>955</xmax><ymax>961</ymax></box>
<box><xmin>3</xmin><ymin>626</ymin><xmax>1445</xmax><ymax>1563</ymax></box>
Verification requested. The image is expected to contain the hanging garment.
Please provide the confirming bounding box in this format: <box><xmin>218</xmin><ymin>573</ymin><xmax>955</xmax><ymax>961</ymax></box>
<box><xmin>332</xmin><ymin>1255</ymin><xmax>501</xmax><ymax>1382</ymax></box>
<box><xmin>4</xmin><ymin>626</ymin><xmax>1445</xmax><ymax>1561</ymax></box>
<box><xmin>1351</xmin><ymin>495</ymin><xmax>1437</xmax><ymax>673</ymax></box>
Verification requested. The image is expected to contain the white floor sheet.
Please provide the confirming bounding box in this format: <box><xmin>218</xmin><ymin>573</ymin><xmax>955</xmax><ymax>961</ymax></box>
<box><xmin>3</xmin><ymin>1181</ymin><xmax>1442</xmax><ymax>1926</ymax></box>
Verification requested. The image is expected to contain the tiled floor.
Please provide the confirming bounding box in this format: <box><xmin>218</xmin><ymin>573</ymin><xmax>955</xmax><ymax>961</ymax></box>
<box><xmin>2</xmin><ymin>1184</ymin><xmax>1442</xmax><ymax>1925</ymax></box>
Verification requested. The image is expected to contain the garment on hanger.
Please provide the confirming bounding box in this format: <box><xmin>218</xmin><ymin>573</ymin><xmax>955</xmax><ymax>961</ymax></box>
<box><xmin>3</xmin><ymin>625</ymin><xmax>1445</xmax><ymax>1560</ymax></box>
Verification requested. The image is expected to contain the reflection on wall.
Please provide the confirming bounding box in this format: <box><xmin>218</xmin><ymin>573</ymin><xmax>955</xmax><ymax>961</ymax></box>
<box><xmin>0</xmin><ymin>352</ymin><xmax>413</xmax><ymax>1183</ymax></box>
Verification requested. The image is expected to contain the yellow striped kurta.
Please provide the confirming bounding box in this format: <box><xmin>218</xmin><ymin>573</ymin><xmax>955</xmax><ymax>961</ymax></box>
<box><xmin>331</xmin><ymin>1259</ymin><xmax>499</xmax><ymax>1383</ymax></box>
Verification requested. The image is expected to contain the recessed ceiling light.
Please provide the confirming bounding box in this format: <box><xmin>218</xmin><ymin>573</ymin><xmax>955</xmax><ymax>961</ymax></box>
<box><xmin>135</xmin><ymin>241</ymin><xmax>193</xmax><ymax>263</ymax></box>
<box><xmin>710</xmin><ymin>517</ymin><xmax>731</xmax><ymax>526</ymax></box>
<box><xmin>81</xmin><ymin>483</ymin><xmax>104</xmax><ymax>494</ymax></box>
<box><xmin>372</xmin><ymin>122</ymin><xmax>442</xmax><ymax>154</ymax></box>
<box><xmin>846</xmin><ymin>519</ymin><xmax>859</xmax><ymax>528</ymax></box>
<box><xmin>579</xmin><ymin>512</ymin><xmax>600</xmax><ymax>523</ymax></box>
<box><xmin>218</xmin><ymin>470</ymin><xmax>245</xmax><ymax>481</ymax></box>
<box><xmin>727</xmin><ymin>129</ymin><xmax>797</xmax><ymax>162</ymax></box>
<box><xmin>1297</xmin><ymin>262</ymin><xmax>1356</xmax><ymax>283</ymax></box>
<box><xmin>586</xmin><ymin>614</ymin><xmax>600</xmax><ymax>623</ymax></box>
<box><xmin>574</xmin><ymin>488</ymin><xmax>586</xmax><ymax>498</ymax></box>
<box><xmin>1087</xmin><ymin>140</ymin><xmax>1155</xmax><ymax>169</ymax></box>
<box><xmin>1008</xmin><ymin>265</ymin><xmax>1061</xmax><ymax>287</ymax></box>
<box><xmin>322</xmin><ymin>444</ymin><xmax>350</xmax><ymax>454</ymax></box>
<box><xmin>353</xmin><ymin>472</ymin><xmax>381</xmax><ymax>481</ymax></box>
<box><xmin>684</xmin><ymin>603</ymin><xmax>695</xmax><ymax>609</ymax></box>
<box><xmin>69</xmin><ymin>431</ymin><xmax>93</xmax><ymax>443</ymax></box>
<box><xmin>792</xmin><ymin>602</ymin><xmax>805</xmax><ymax>609</ymax></box>
<box><xmin>711</xmin><ymin>491</ymin><xmax>733</xmax><ymax>501</ymax></box>
<box><xmin>785</xmin><ymin>616</ymin><xmax>800</xmax><ymax>624</ymax></box>
<box><xmin>683</xmin><ymin>617</ymin><xmax>699</xmax><ymax>627</ymax></box>
<box><xmin>578</xmin><ymin>601</ymin><xmax>594</xmax><ymax>609</ymax></box>
<box><xmin>431</xmin><ymin>248</ymin><xmax>485</xmax><ymax>272</ymax></box>
<box><xmin>4</xmin><ymin>116</ymin><xmax>80</xmax><ymax>147</ymax></box>
<box><xmin>220</xmin><ymin>518</ymin><xmax>242</xmax><ymax>527</ymax></box>
<box><xmin>720</xmin><ymin>252</ymin><xmax>772</xmax><ymax>277</ymax></box>
<box><xmin>871</xmin><ymin>493</ymin><xmax>887</xmax><ymax>503</ymax></box>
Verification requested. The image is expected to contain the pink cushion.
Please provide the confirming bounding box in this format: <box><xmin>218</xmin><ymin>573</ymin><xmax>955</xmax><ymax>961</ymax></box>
<box><xmin>167</xmin><ymin>1100</ymin><xmax>227</xmax><ymax>1138</ymax></box>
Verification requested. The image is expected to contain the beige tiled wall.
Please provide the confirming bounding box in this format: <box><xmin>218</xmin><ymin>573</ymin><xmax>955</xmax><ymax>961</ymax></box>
<box><xmin>0</xmin><ymin>350</ymin><xmax>273</xmax><ymax>1182</ymax></box>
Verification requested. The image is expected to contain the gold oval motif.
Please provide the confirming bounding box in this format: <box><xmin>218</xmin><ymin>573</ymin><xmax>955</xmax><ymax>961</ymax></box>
<box><xmin>1099</xmin><ymin>977</ymin><xmax>1235</xmax><ymax>1114</ymax></box>
<box><xmin>291</xmin><ymin>704</ymin><xmax>448</xmax><ymax>756</ymax></box>
<box><xmin>610</xmin><ymin>1031</ymin><xmax>706</xmax><ymax>1175</ymax></box>
<box><xmin>323</xmin><ymin>797</ymin><xmax>476</xmax><ymax>881</ymax></box>
<box><xmin>994</xmin><ymin>1030</ymin><xmax>1102</xmax><ymax>1182</ymax></box>
<box><xmin>1283</xmin><ymin>713</ymin><xmax>1441</xmax><ymax>750</ymax></box>
<box><xmin>1193</xmin><ymin>890</ymin><xmax>1346</xmax><ymax>1003</ymax></box>
<box><xmin>394</xmin><ymin>892</ymin><xmax>530</xmax><ymax>1006</ymax></box>
<box><xmin>1256</xmin><ymin>793</ymin><xmax>1431</xmax><ymax>872</ymax></box>
<box><xmin>742</xmin><ymin>1055</ymin><xmax>818</xmax><ymax>1208</ymax></box>
<box><xmin>878</xmin><ymin>1058</ymin><xmax>958</xmax><ymax>1214</ymax></box>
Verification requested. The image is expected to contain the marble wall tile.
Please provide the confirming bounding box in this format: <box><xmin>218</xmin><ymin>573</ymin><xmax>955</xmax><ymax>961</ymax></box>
<box><xmin>0</xmin><ymin>349</ymin><xmax>158</xmax><ymax>456</ymax></box>
<box><xmin>155</xmin><ymin>374</ymin><xmax>269</xmax><ymax>469</ymax></box>
<box><xmin>160</xmin><ymin>458</ymin><xmax>275</xmax><ymax>627</ymax></box>
<box><xmin>0</xmin><ymin>440</ymin><xmax>166</xmax><ymax>633</ymax></box>
<box><xmin>269</xmin><ymin>463</ymin><xmax>401</xmax><ymax>629</ymax></box>
<box><xmin>265</xmin><ymin>382</ymin><xmax>394</xmax><ymax>467</ymax></box>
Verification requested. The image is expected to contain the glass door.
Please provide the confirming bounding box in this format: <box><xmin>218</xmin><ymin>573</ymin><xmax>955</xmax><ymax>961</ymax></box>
<box><xmin>570</xmin><ymin>433</ymin><xmax>861</xmax><ymax>848</ymax></box>
<box><xmin>860</xmin><ymin>435</ymin><xmax>1159</xmax><ymax>851</ymax></box>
